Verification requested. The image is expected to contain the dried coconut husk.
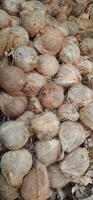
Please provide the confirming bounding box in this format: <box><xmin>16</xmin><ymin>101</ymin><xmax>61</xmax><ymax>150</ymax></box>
<box><xmin>0</xmin><ymin>28</ymin><xmax>10</xmax><ymax>58</ymax></box>
<box><xmin>45</xmin><ymin>0</ymin><xmax>59</xmax><ymax>17</ymax></box>
<box><xmin>14</xmin><ymin>46</ymin><xmax>39</xmax><ymax>72</ymax></box>
<box><xmin>80</xmin><ymin>102</ymin><xmax>93</xmax><ymax>130</ymax></box>
<box><xmin>21</xmin><ymin>161</ymin><xmax>49</xmax><ymax>200</ymax></box>
<box><xmin>37</xmin><ymin>54</ymin><xmax>60</xmax><ymax>77</ymax></box>
<box><xmin>2</xmin><ymin>0</ymin><xmax>25</xmax><ymax>15</ymax></box>
<box><xmin>1</xmin><ymin>149</ymin><xmax>32</xmax><ymax>187</ymax></box>
<box><xmin>39</xmin><ymin>82</ymin><xmax>64</xmax><ymax>109</ymax></box>
<box><xmin>58</xmin><ymin>102</ymin><xmax>79</xmax><ymax>121</ymax></box>
<box><xmin>31</xmin><ymin>111</ymin><xmax>59</xmax><ymax>140</ymax></box>
<box><xmin>47</xmin><ymin>164</ymin><xmax>69</xmax><ymax>189</ymax></box>
<box><xmin>46</xmin><ymin>15</ymin><xmax>69</xmax><ymax>36</ymax></box>
<box><xmin>67</xmin><ymin>84</ymin><xmax>93</xmax><ymax>108</ymax></box>
<box><xmin>23</xmin><ymin>71</ymin><xmax>46</xmax><ymax>97</ymax></box>
<box><xmin>0</xmin><ymin>9</ymin><xmax>11</xmax><ymax>28</ymax></box>
<box><xmin>0</xmin><ymin>65</ymin><xmax>26</xmax><ymax>94</ymax></box>
<box><xmin>60</xmin><ymin>147</ymin><xmax>89</xmax><ymax>178</ymax></box>
<box><xmin>59</xmin><ymin>121</ymin><xmax>86</xmax><ymax>153</ymax></box>
<box><xmin>55</xmin><ymin>64</ymin><xmax>81</xmax><ymax>88</ymax></box>
<box><xmin>28</xmin><ymin>97</ymin><xmax>43</xmax><ymax>114</ymax></box>
<box><xmin>35</xmin><ymin>139</ymin><xmax>61</xmax><ymax>166</ymax></box>
<box><xmin>0</xmin><ymin>173</ymin><xmax>19</xmax><ymax>200</ymax></box>
<box><xmin>59</xmin><ymin>37</ymin><xmax>80</xmax><ymax>65</ymax></box>
<box><xmin>0</xmin><ymin>92</ymin><xmax>28</xmax><ymax>117</ymax></box>
<box><xmin>0</xmin><ymin>120</ymin><xmax>30</xmax><ymax>150</ymax></box>
<box><xmin>34</xmin><ymin>26</ymin><xmax>64</xmax><ymax>55</ymax></box>
<box><xmin>77</xmin><ymin>56</ymin><xmax>93</xmax><ymax>75</ymax></box>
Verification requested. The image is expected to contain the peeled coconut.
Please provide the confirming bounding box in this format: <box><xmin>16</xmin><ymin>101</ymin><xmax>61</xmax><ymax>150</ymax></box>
<box><xmin>21</xmin><ymin>161</ymin><xmax>49</xmax><ymax>200</ymax></box>
<box><xmin>0</xmin><ymin>121</ymin><xmax>30</xmax><ymax>150</ymax></box>
<box><xmin>47</xmin><ymin>164</ymin><xmax>69</xmax><ymax>189</ymax></box>
<box><xmin>59</xmin><ymin>37</ymin><xmax>80</xmax><ymax>65</ymax></box>
<box><xmin>37</xmin><ymin>54</ymin><xmax>60</xmax><ymax>77</ymax></box>
<box><xmin>0</xmin><ymin>65</ymin><xmax>26</xmax><ymax>94</ymax></box>
<box><xmin>0</xmin><ymin>173</ymin><xmax>19</xmax><ymax>200</ymax></box>
<box><xmin>40</xmin><ymin>82</ymin><xmax>64</xmax><ymax>109</ymax></box>
<box><xmin>60</xmin><ymin>148</ymin><xmax>89</xmax><ymax>178</ymax></box>
<box><xmin>80</xmin><ymin>102</ymin><xmax>93</xmax><ymax>130</ymax></box>
<box><xmin>23</xmin><ymin>71</ymin><xmax>46</xmax><ymax>96</ymax></box>
<box><xmin>0</xmin><ymin>9</ymin><xmax>11</xmax><ymax>28</ymax></box>
<box><xmin>58</xmin><ymin>102</ymin><xmax>79</xmax><ymax>121</ymax></box>
<box><xmin>67</xmin><ymin>84</ymin><xmax>93</xmax><ymax>108</ymax></box>
<box><xmin>59</xmin><ymin>121</ymin><xmax>86</xmax><ymax>153</ymax></box>
<box><xmin>77</xmin><ymin>56</ymin><xmax>93</xmax><ymax>75</ymax></box>
<box><xmin>55</xmin><ymin>64</ymin><xmax>81</xmax><ymax>87</ymax></box>
<box><xmin>14</xmin><ymin>46</ymin><xmax>39</xmax><ymax>72</ymax></box>
<box><xmin>0</xmin><ymin>92</ymin><xmax>28</xmax><ymax>117</ymax></box>
<box><xmin>35</xmin><ymin>139</ymin><xmax>61</xmax><ymax>166</ymax></box>
<box><xmin>31</xmin><ymin>111</ymin><xmax>59</xmax><ymax>140</ymax></box>
<box><xmin>1</xmin><ymin>149</ymin><xmax>32</xmax><ymax>187</ymax></box>
<box><xmin>34</xmin><ymin>26</ymin><xmax>64</xmax><ymax>55</ymax></box>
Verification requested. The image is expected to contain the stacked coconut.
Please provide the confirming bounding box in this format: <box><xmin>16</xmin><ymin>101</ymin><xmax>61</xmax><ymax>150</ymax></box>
<box><xmin>0</xmin><ymin>0</ymin><xmax>93</xmax><ymax>200</ymax></box>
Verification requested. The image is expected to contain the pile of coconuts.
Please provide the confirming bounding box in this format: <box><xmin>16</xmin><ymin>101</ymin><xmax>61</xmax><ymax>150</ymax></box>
<box><xmin>1</xmin><ymin>0</ymin><xmax>93</xmax><ymax>200</ymax></box>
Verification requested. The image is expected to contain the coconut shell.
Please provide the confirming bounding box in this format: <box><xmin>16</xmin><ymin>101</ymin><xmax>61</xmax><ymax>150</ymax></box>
<box><xmin>80</xmin><ymin>102</ymin><xmax>93</xmax><ymax>130</ymax></box>
<box><xmin>39</xmin><ymin>82</ymin><xmax>64</xmax><ymax>109</ymax></box>
<box><xmin>1</xmin><ymin>149</ymin><xmax>32</xmax><ymax>187</ymax></box>
<box><xmin>14</xmin><ymin>46</ymin><xmax>39</xmax><ymax>72</ymax></box>
<box><xmin>58</xmin><ymin>102</ymin><xmax>79</xmax><ymax>121</ymax></box>
<box><xmin>20</xmin><ymin>9</ymin><xmax>46</xmax><ymax>37</ymax></box>
<box><xmin>60</xmin><ymin>148</ymin><xmax>89</xmax><ymax>178</ymax></box>
<box><xmin>31</xmin><ymin>111</ymin><xmax>59</xmax><ymax>140</ymax></box>
<box><xmin>59</xmin><ymin>121</ymin><xmax>86</xmax><ymax>153</ymax></box>
<box><xmin>23</xmin><ymin>71</ymin><xmax>46</xmax><ymax>97</ymax></box>
<box><xmin>0</xmin><ymin>121</ymin><xmax>30</xmax><ymax>150</ymax></box>
<box><xmin>2</xmin><ymin>0</ymin><xmax>25</xmax><ymax>15</ymax></box>
<box><xmin>37</xmin><ymin>54</ymin><xmax>60</xmax><ymax>77</ymax></box>
<box><xmin>0</xmin><ymin>65</ymin><xmax>26</xmax><ymax>94</ymax></box>
<box><xmin>34</xmin><ymin>26</ymin><xmax>64</xmax><ymax>55</ymax></box>
<box><xmin>0</xmin><ymin>9</ymin><xmax>11</xmax><ymax>28</ymax></box>
<box><xmin>21</xmin><ymin>161</ymin><xmax>49</xmax><ymax>200</ymax></box>
<box><xmin>59</xmin><ymin>38</ymin><xmax>80</xmax><ymax>65</ymax></box>
<box><xmin>0</xmin><ymin>92</ymin><xmax>28</xmax><ymax>117</ymax></box>
<box><xmin>48</xmin><ymin>164</ymin><xmax>69</xmax><ymax>188</ymax></box>
<box><xmin>0</xmin><ymin>173</ymin><xmax>19</xmax><ymax>200</ymax></box>
<box><xmin>67</xmin><ymin>84</ymin><xmax>93</xmax><ymax>108</ymax></box>
<box><xmin>35</xmin><ymin>139</ymin><xmax>61</xmax><ymax>165</ymax></box>
<box><xmin>55</xmin><ymin>64</ymin><xmax>81</xmax><ymax>88</ymax></box>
